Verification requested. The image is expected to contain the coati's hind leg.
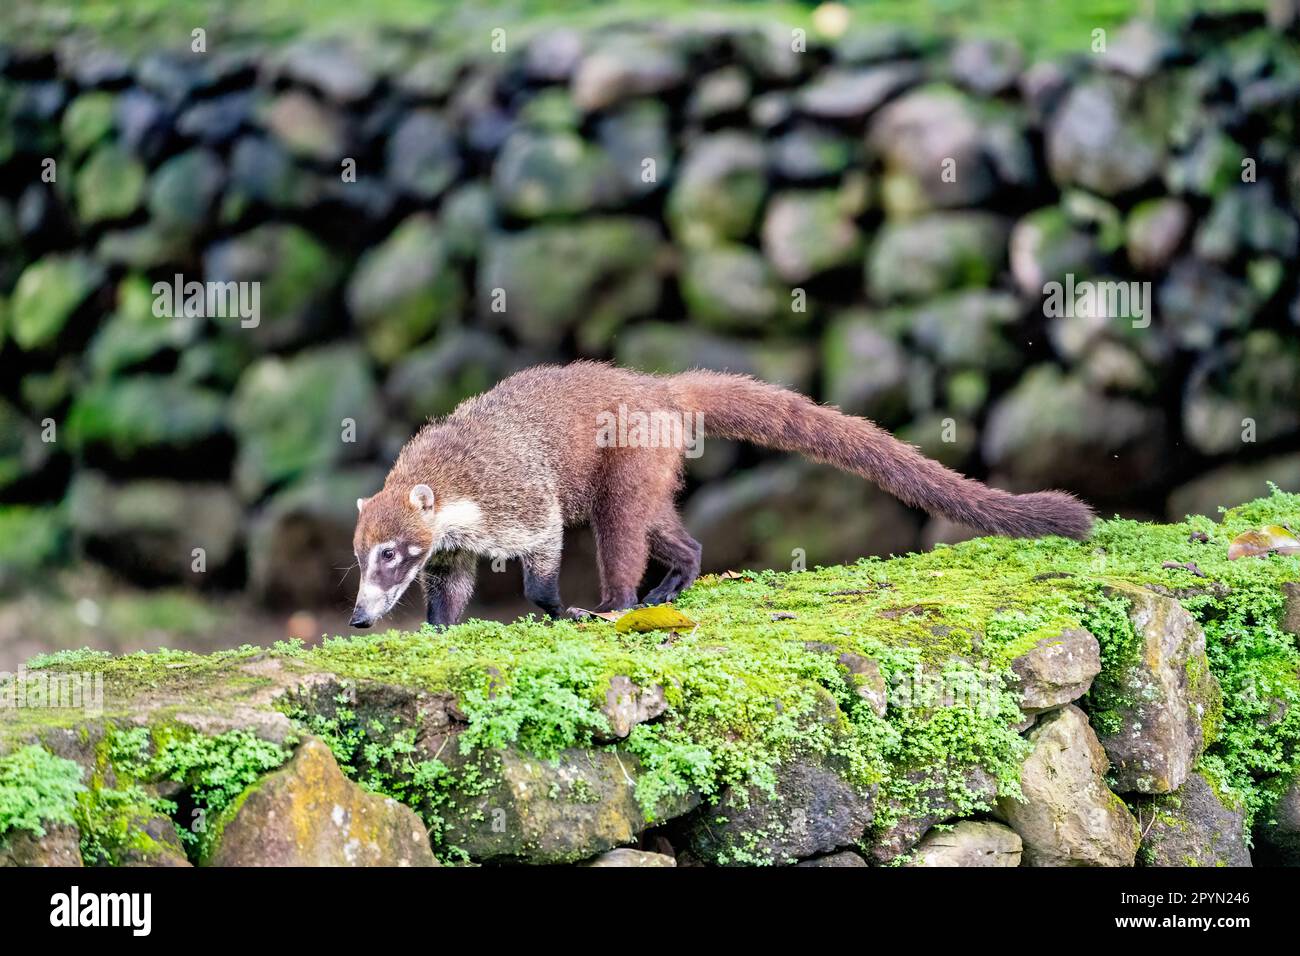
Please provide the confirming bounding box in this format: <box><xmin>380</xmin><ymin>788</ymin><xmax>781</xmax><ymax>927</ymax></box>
<box><xmin>642</xmin><ymin>508</ymin><xmax>702</xmax><ymax>605</ymax></box>
<box><xmin>589</xmin><ymin>496</ymin><xmax>653</xmax><ymax>614</ymax></box>
<box><xmin>521</xmin><ymin>539</ymin><xmax>566</xmax><ymax>619</ymax></box>
<box><xmin>423</xmin><ymin>550</ymin><xmax>477</xmax><ymax>627</ymax></box>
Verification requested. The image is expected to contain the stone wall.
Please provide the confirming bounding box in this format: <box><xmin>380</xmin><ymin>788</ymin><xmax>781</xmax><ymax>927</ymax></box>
<box><xmin>4</xmin><ymin>493</ymin><xmax>1299</xmax><ymax>866</ymax></box>
<box><xmin>2</xmin><ymin>12</ymin><xmax>1300</xmax><ymax>603</ymax></box>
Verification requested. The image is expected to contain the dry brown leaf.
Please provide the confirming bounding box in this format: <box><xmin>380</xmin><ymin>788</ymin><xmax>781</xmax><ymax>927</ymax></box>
<box><xmin>1228</xmin><ymin>525</ymin><xmax>1300</xmax><ymax>560</ymax></box>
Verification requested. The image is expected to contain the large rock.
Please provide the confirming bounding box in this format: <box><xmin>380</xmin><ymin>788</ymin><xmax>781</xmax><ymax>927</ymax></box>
<box><xmin>148</xmin><ymin>149</ymin><xmax>225</xmax><ymax>234</ymax></box>
<box><xmin>0</xmin><ymin>824</ymin><xmax>84</xmax><ymax>867</ymax></box>
<box><xmin>438</xmin><ymin>746</ymin><xmax>697</xmax><ymax>864</ymax></box>
<box><xmin>898</xmin><ymin>291</ymin><xmax>1021</xmax><ymax>371</ymax></box>
<box><xmin>1158</xmin><ymin>258</ymin><xmax>1258</xmax><ymax>352</ymax></box>
<box><xmin>76</xmin><ymin>144</ymin><xmax>147</xmax><ymax>224</ymax></box>
<box><xmin>259</xmin><ymin>90</ymin><xmax>348</xmax><ymax>163</ymax></box>
<box><xmin>1009</xmin><ymin>206</ymin><xmax>1101</xmax><ymax>296</ymax></box>
<box><xmin>905</xmin><ymin>821</ymin><xmax>1022</xmax><ymax>867</ymax></box>
<box><xmin>1136</xmin><ymin>770</ymin><xmax>1250</xmax><ymax>867</ymax></box>
<box><xmin>492</xmin><ymin>130</ymin><xmax>621</xmax><ymax>218</ymax></box>
<box><xmin>1167</xmin><ymin>454</ymin><xmax>1300</xmax><ymax>521</ymax></box>
<box><xmin>761</xmin><ymin>190</ymin><xmax>864</xmax><ymax>283</ymax></box>
<box><xmin>998</xmin><ymin>704</ymin><xmax>1140</xmax><ymax>866</ymax></box>
<box><xmin>10</xmin><ymin>254</ymin><xmax>104</xmax><ymax>351</ymax></box>
<box><xmin>596</xmin><ymin>676</ymin><xmax>668</xmax><ymax>742</ymax></box>
<box><xmin>207</xmin><ymin>738</ymin><xmax>436</xmax><ymax>866</ymax></box>
<box><xmin>1046</xmin><ymin>76</ymin><xmax>1164</xmax><ymax>196</ymax></box>
<box><xmin>0</xmin><ymin>400</ymin><xmax>52</xmax><ymax>490</ymax></box>
<box><xmin>1182</xmin><ymin>331</ymin><xmax>1300</xmax><ymax>456</ymax></box>
<box><xmin>86</xmin><ymin>277</ymin><xmax>197</xmax><ymax>378</ymax></box>
<box><xmin>229</xmin><ymin>346</ymin><xmax>381</xmax><ymax>500</ymax></box>
<box><xmin>479</xmin><ymin>218</ymin><xmax>662</xmax><ymax>349</ymax></box>
<box><xmin>666</xmin><ymin>132</ymin><xmax>767</xmax><ymax>247</ymax></box>
<box><xmin>866</xmin><ymin>213</ymin><xmax>1008</xmax><ymax>304</ymax></box>
<box><xmin>571</xmin><ymin>34</ymin><xmax>686</xmax><ymax>111</ymax></box>
<box><xmin>66</xmin><ymin>471</ymin><xmax>242</xmax><ymax>582</ymax></box>
<box><xmin>596</xmin><ymin>99</ymin><xmax>674</xmax><ymax>198</ymax></box>
<box><xmin>868</xmin><ymin>84</ymin><xmax>1024</xmax><ymax>212</ymax></box>
<box><xmin>345</xmin><ymin>214</ymin><xmax>465</xmax><ymax>365</ymax></box>
<box><xmin>1194</xmin><ymin>185</ymin><xmax>1298</xmax><ymax>264</ymax></box>
<box><xmin>204</xmin><ymin>223</ymin><xmax>340</xmax><ymax>350</ymax></box>
<box><xmin>1010</xmin><ymin>627</ymin><xmax>1101</xmax><ymax>715</ymax></box>
<box><xmin>384</xmin><ymin>330</ymin><xmax>516</xmax><ymax>425</ymax></box>
<box><xmin>982</xmin><ymin>366</ymin><xmax>1167</xmax><ymax>498</ymax></box>
<box><xmin>1125</xmin><ymin>197</ymin><xmax>1191</xmax><ymax>273</ymax></box>
<box><xmin>1089</xmin><ymin>583</ymin><xmax>1222</xmax><ymax>794</ymax></box>
<box><xmin>66</xmin><ymin>376</ymin><xmax>227</xmax><ymax>459</ymax></box>
<box><xmin>273</xmin><ymin>38</ymin><xmax>377</xmax><ymax>103</ymax></box>
<box><xmin>821</xmin><ymin>314</ymin><xmax>912</xmax><ymax>422</ymax></box>
<box><xmin>683</xmin><ymin>460</ymin><xmax>918</xmax><ymax>573</ymax></box>
<box><xmin>796</xmin><ymin>64</ymin><xmax>920</xmax><ymax>121</ymax></box>
<box><xmin>680</xmin><ymin>244</ymin><xmax>785</xmax><ymax>329</ymax></box>
<box><xmin>386</xmin><ymin>110</ymin><xmax>461</xmax><ymax>201</ymax></box>
<box><xmin>947</xmin><ymin>38</ymin><xmax>1023</xmax><ymax>95</ymax></box>
<box><xmin>1259</xmin><ymin>772</ymin><xmax>1300</xmax><ymax>864</ymax></box>
<box><xmin>248</xmin><ymin>466</ymin><xmax>386</xmax><ymax>606</ymax></box>
<box><xmin>687</xmin><ymin>752</ymin><xmax>874</xmax><ymax>865</ymax></box>
<box><xmin>61</xmin><ymin>91</ymin><xmax>116</xmax><ymax>157</ymax></box>
<box><xmin>771</xmin><ymin>124</ymin><xmax>854</xmax><ymax>182</ymax></box>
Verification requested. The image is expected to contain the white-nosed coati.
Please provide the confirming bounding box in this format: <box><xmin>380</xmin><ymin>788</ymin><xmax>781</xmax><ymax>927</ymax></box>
<box><xmin>349</xmin><ymin>362</ymin><xmax>1094</xmax><ymax>628</ymax></box>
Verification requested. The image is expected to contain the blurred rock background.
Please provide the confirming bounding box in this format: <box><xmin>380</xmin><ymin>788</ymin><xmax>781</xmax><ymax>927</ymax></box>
<box><xmin>1</xmin><ymin>0</ymin><xmax>1298</xmax><ymax>664</ymax></box>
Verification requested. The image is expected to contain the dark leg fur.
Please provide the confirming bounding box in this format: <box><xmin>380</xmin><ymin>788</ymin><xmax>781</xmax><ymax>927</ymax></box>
<box><xmin>423</xmin><ymin>550</ymin><xmax>477</xmax><ymax>627</ymax></box>
<box><xmin>643</xmin><ymin>509</ymin><xmax>702</xmax><ymax>605</ymax></box>
<box><xmin>522</xmin><ymin>544</ymin><xmax>566</xmax><ymax>619</ymax></box>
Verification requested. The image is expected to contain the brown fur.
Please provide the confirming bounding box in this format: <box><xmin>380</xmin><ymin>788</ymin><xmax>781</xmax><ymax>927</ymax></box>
<box><xmin>350</xmin><ymin>362</ymin><xmax>1093</xmax><ymax>626</ymax></box>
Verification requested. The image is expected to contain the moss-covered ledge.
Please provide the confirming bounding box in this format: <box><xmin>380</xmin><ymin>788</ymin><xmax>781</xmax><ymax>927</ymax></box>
<box><xmin>3</xmin><ymin>490</ymin><xmax>1299</xmax><ymax>867</ymax></box>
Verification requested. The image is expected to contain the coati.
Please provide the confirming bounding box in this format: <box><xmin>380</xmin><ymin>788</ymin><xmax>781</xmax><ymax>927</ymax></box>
<box><xmin>349</xmin><ymin>362</ymin><xmax>1093</xmax><ymax>628</ymax></box>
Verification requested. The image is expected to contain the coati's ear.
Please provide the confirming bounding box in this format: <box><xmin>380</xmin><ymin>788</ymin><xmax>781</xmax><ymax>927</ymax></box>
<box><xmin>408</xmin><ymin>484</ymin><xmax>436</xmax><ymax>514</ymax></box>
<box><xmin>356</xmin><ymin>496</ymin><xmax>369</xmax><ymax>514</ymax></box>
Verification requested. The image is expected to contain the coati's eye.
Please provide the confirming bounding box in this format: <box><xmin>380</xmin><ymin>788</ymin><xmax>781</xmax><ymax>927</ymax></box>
<box><xmin>380</xmin><ymin>546</ymin><xmax>397</xmax><ymax>562</ymax></box>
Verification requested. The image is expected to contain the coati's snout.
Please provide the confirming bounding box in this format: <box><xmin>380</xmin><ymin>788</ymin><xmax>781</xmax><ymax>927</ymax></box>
<box><xmin>350</xmin><ymin>484</ymin><xmax>437</xmax><ymax>628</ymax></box>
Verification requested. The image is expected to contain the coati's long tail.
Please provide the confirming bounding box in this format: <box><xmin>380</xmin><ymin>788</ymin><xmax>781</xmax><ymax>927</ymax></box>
<box><xmin>670</xmin><ymin>369</ymin><xmax>1094</xmax><ymax>539</ymax></box>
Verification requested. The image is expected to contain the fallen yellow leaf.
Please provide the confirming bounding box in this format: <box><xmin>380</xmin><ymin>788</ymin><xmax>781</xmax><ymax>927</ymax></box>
<box><xmin>614</xmin><ymin>605</ymin><xmax>698</xmax><ymax>634</ymax></box>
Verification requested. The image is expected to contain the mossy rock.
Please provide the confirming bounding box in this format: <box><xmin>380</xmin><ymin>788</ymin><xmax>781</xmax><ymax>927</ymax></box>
<box><xmin>4</xmin><ymin>492</ymin><xmax>1300</xmax><ymax>867</ymax></box>
<box><xmin>65</xmin><ymin>376</ymin><xmax>226</xmax><ymax>459</ymax></box>
<box><xmin>344</xmin><ymin>214</ymin><xmax>465</xmax><ymax>366</ymax></box>
<box><xmin>76</xmin><ymin>144</ymin><xmax>147</xmax><ymax>225</ymax></box>
<box><xmin>10</xmin><ymin>255</ymin><xmax>104</xmax><ymax>351</ymax></box>
<box><xmin>479</xmin><ymin>218</ymin><xmax>662</xmax><ymax>349</ymax></box>
<box><xmin>206</xmin><ymin>737</ymin><xmax>436</xmax><ymax>867</ymax></box>
<box><xmin>229</xmin><ymin>345</ymin><xmax>380</xmax><ymax>501</ymax></box>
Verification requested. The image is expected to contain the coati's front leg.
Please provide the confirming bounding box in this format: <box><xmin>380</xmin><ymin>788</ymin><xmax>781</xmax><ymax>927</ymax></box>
<box><xmin>422</xmin><ymin>550</ymin><xmax>477</xmax><ymax>627</ymax></box>
<box><xmin>521</xmin><ymin>541</ymin><xmax>566</xmax><ymax>619</ymax></box>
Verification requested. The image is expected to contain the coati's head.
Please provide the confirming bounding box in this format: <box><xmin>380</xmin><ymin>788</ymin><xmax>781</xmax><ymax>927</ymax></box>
<box><xmin>349</xmin><ymin>483</ymin><xmax>437</xmax><ymax>628</ymax></box>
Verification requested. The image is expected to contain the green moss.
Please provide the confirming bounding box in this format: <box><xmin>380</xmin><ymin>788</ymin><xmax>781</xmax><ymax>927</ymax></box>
<box><xmin>12</xmin><ymin>489</ymin><xmax>1300</xmax><ymax>859</ymax></box>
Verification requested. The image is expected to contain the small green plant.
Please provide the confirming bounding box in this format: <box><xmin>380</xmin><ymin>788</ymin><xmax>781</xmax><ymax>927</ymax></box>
<box><xmin>0</xmin><ymin>745</ymin><xmax>86</xmax><ymax>839</ymax></box>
